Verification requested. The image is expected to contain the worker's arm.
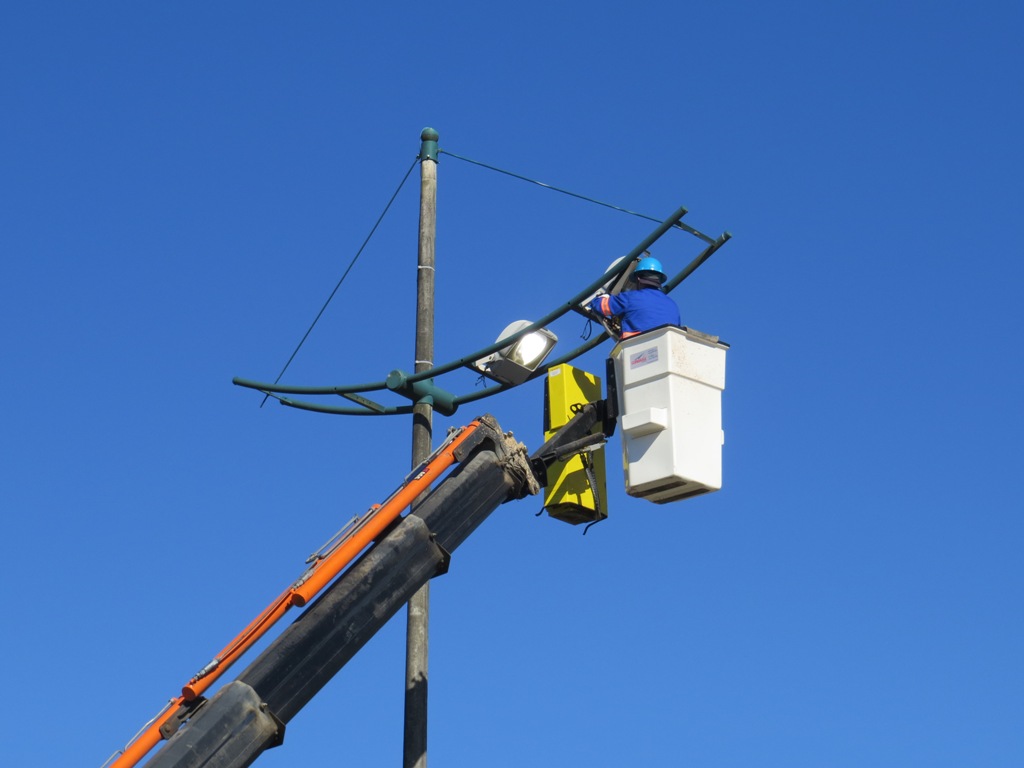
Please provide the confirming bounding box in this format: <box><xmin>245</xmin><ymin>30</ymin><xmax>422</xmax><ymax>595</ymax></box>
<box><xmin>587</xmin><ymin>291</ymin><xmax>627</xmax><ymax>318</ymax></box>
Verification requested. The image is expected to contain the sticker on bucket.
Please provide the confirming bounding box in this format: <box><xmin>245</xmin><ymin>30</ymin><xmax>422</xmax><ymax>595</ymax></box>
<box><xmin>629</xmin><ymin>347</ymin><xmax>659</xmax><ymax>368</ymax></box>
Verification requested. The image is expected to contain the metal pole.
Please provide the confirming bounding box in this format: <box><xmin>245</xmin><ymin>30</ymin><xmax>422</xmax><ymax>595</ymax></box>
<box><xmin>404</xmin><ymin>126</ymin><xmax>438</xmax><ymax>768</ymax></box>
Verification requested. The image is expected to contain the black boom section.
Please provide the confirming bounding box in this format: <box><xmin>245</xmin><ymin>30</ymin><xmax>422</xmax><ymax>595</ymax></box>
<box><xmin>412</xmin><ymin>433</ymin><xmax>536</xmax><ymax>553</ymax></box>
<box><xmin>143</xmin><ymin>415</ymin><xmax>535</xmax><ymax>768</ymax></box>
<box><xmin>145</xmin><ymin>682</ymin><xmax>281</xmax><ymax>768</ymax></box>
<box><xmin>240</xmin><ymin>514</ymin><xmax>448</xmax><ymax>722</ymax></box>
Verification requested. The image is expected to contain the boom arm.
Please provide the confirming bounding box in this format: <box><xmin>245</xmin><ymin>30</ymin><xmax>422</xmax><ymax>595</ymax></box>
<box><xmin>106</xmin><ymin>414</ymin><xmax>541</xmax><ymax>768</ymax></box>
<box><xmin>105</xmin><ymin>416</ymin><xmax>524</xmax><ymax>768</ymax></box>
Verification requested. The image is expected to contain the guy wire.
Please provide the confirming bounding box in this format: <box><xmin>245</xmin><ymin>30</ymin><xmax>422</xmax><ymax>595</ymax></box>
<box><xmin>261</xmin><ymin>156</ymin><xmax>420</xmax><ymax>406</ymax></box>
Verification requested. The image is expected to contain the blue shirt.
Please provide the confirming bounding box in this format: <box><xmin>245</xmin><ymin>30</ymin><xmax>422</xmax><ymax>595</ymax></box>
<box><xmin>588</xmin><ymin>287</ymin><xmax>681</xmax><ymax>337</ymax></box>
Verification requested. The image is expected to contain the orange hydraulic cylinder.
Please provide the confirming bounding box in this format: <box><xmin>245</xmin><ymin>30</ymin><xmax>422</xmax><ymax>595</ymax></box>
<box><xmin>289</xmin><ymin>421</ymin><xmax>477</xmax><ymax>604</ymax></box>
<box><xmin>107</xmin><ymin>420</ymin><xmax>484</xmax><ymax>768</ymax></box>
<box><xmin>181</xmin><ymin>588</ymin><xmax>294</xmax><ymax>700</ymax></box>
<box><xmin>181</xmin><ymin>419</ymin><xmax>483</xmax><ymax>699</ymax></box>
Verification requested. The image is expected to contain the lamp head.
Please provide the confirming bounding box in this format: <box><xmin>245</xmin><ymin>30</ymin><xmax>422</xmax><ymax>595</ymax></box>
<box><xmin>472</xmin><ymin>321</ymin><xmax>558</xmax><ymax>385</ymax></box>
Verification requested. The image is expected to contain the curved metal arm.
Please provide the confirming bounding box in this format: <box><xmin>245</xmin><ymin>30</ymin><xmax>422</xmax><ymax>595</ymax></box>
<box><xmin>275</xmin><ymin>393</ymin><xmax>416</xmax><ymax>416</ymax></box>
<box><xmin>663</xmin><ymin>231</ymin><xmax>732</xmax><ymax>293</ymax></box>
<box><xmin>233</xmin><ymin>377</ymin><xmax>391</xmax><ymax>397</ymax></box>
<box><xmin>234</xmin><ymin>205</ymin><xmax>729</xmax><ymax>414</ymax></box>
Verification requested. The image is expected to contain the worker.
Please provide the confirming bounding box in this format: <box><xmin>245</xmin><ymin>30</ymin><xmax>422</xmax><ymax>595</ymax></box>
<box><xmin>587</xmin><ymin>256</ymin><xmax>680</xmax><ymax>338</ymax></box>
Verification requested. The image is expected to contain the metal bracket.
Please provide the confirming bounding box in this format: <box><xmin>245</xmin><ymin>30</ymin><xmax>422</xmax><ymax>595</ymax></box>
<box><xmin>159</xmin><ymin>696</ymin><xmax>208</xmax><ymax>740</ymax></box>
<box><xmin>452</xmin><ymin>420</ymin><xmax>498</xmax><ymax>462</ymax></box>
<box><xmin>529</xmin><ymin>402</ymin><xmax>608</xmax><ymax>484</ymax></box>
<box><xmin>261</xmin><ymin>701</ymin><xmax>287</xmax><ymax>750</ymax></box>
<box><xmin>603</xmin><ymin>358</ymin><xmax>619</xmax><ymax>437</ymax></box>
<box><xmin>431</xmin><ymin>535</ymin><xmax>452</xmax><ymax>577</ymax></box>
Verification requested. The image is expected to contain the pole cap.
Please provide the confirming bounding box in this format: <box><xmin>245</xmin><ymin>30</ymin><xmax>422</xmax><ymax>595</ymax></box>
<box><xmin>419</xmin><ymin>127</ymin><xmax>439</xmax><ymax>162</ymax></box>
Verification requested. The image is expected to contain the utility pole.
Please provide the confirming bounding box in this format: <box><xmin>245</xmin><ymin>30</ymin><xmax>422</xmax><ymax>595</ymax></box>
<box><xmin>404</xmin><ymin>126</ymin><xmax>438</xmax><ymax>768</ymax></box>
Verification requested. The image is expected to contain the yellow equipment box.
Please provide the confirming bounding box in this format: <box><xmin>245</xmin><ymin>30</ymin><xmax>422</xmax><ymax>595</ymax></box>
<box><xmin>542</xmin><ymin>364</ymin><xmax>607</xmax><ymax>525</ymax></box>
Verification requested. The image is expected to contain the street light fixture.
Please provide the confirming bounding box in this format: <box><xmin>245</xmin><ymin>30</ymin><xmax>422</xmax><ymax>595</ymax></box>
<box><xmin>472</xmin><ymin>320</ymin><xmax>558</xmax><ymax>386</ymax></box>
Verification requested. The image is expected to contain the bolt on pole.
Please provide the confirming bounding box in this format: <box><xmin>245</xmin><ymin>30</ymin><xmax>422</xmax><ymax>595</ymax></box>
<box><xmin>404</xmin><ymin>126</ymin><xmax>438</xmax><ymax>768</ymax></box>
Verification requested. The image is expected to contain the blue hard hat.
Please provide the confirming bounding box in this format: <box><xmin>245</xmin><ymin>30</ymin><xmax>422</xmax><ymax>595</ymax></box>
<box><xmin>633</xmin><ymin>256</ymin><xmax>667</xmax><ymax>284</ymax></box>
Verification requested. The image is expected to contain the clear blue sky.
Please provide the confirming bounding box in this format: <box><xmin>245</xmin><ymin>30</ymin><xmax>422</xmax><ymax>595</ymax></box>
<box><xmin>3</xmin><ymin>3</ymin><xmax>1022</xmax><ymax>766</ymax></box>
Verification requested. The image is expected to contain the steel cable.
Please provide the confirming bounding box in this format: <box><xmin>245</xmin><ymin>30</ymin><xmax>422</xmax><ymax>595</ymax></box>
<box><xmin>260</xmin><ymin>155</ymin><xmax>420</xmax><ymax>405</ymax></box>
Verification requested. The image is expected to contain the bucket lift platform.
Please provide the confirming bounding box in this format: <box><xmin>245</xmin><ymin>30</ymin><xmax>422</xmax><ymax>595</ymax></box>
<box><xmin>612</xmin><ymin>325</ymin><xmax>728</xmax><ymax>503</ymax></box>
